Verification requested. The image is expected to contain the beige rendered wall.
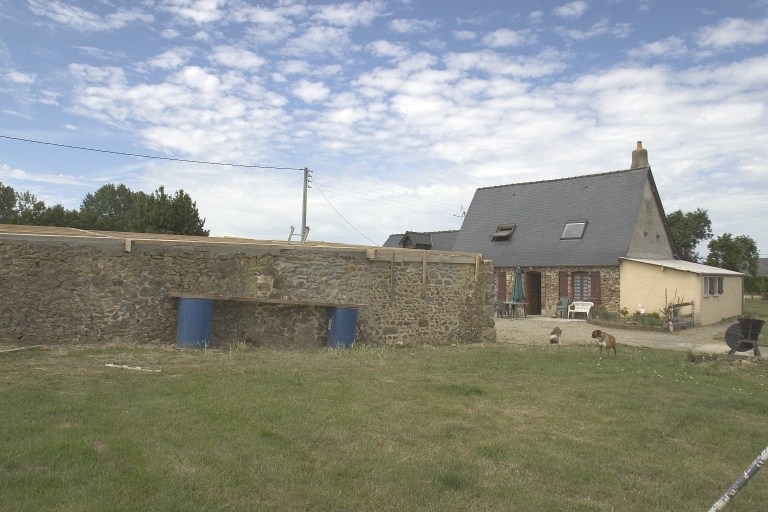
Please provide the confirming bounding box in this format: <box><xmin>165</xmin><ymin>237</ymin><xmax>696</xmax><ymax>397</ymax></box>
<box><xmin>620</xmin><ymin>259</ymin><xmax>696</xmax><ymax>317</ymax></box>
<box><xmin>620</xmin><ymin>259</ymin><xmax>743</xmax><ymax>325</ymax></box>
<box><xmin>698</xmin><ymin>275</ymin><xmax>743</xmax><ymax>325</ymax></box>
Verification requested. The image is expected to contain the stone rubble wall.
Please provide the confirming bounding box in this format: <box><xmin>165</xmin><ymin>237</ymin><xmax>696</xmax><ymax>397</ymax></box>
<box><xmin>497</xmin><ymin>265</ymin><xmax>620</xmax><ymax>316</ymax></box>
<box><xmin>0</xmin><ymin>235</ymin><xmax>495</xmax><ymax>348</ymax></box>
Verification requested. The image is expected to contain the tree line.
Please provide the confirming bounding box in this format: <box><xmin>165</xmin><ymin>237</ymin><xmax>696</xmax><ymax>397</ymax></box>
<box><xmin>666</xmin><ymin>207</ymin><xmax>759</xmax><ymax>276</ymax></box>
<box><xmin>0</xmin><ymin>182</ymin><xmax>208</xmax><ymax>236</ymax></box>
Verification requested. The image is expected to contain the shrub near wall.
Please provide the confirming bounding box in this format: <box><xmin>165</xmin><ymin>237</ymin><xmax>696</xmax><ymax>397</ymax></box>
<box><xmin>0</xmin><ymin>231</ymin><xmax>494</xmax><ymax>347</ymax></box>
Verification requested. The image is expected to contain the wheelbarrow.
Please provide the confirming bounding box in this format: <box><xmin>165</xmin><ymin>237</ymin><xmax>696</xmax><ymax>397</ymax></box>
<box><xmin>725</xmin><ymin>318</ymin><xmax>764</xmax><ymax>357</ymax></box>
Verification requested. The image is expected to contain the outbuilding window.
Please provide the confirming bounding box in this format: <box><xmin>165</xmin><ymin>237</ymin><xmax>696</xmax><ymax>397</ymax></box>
<box><xmin>703</xmin><ymin>277</ymin><xmax>724</xmax><ymax>297</ymax></box>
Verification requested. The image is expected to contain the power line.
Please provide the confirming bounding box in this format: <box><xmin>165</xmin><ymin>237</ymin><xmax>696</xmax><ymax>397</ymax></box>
<box><xmin>312</xmin><ymin>170</ymin><xmax>455</xmax><ymax>211</ymax></box>
<box><xmin>1</xmin><ymin>133</ymin><xmax>464</xmax><ymax>240</ymax></box>
<box><xmin>309</xmin><ymin>176</ymin><xmax>379</xmax><ymax>246</ymax></box>
<box><xmin>311</xmin><ymin>179</ymin><xmax>456</xmax><ymax>217</ymax></box>
<box><xmin>0</xmin><ymin>134</ymin><xmax>304</xmax><ymax>171</ymax></box>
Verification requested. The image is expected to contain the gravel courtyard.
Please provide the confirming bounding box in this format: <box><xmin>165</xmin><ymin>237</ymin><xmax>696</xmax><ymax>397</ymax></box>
<box><xmin>494</xmin><ymin>315</ymin><xmax>735</xmax><ymax>356</ymax></box>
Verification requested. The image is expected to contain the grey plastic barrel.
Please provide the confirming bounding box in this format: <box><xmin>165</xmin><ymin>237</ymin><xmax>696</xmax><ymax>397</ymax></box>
<box><xmin>176</xmin><ymin>298</ymin><xmax>213</xmax><ymax>349</ymax></box>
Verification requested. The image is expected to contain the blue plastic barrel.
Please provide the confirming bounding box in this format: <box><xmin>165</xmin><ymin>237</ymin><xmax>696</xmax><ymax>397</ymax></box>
<box><xmin>327</xmin><ymin>307</ymin><xmax>358</xmax><ymax>349</ymax></box>
<box><xmin>176</xmin><ymin>298</ymin><xmax>213</xmax><ymax>349</ymax></box>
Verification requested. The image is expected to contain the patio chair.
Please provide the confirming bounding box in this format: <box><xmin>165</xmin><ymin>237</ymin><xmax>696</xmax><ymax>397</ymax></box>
<box><xmin>495</xmin><ymin>300</ymin><xmax>508</xmax><ymax>318</ymax></box>
<box><xmin>555</xmin><ymin>296</ymin><xmax>571</xmax><ymax>318</ymax></box>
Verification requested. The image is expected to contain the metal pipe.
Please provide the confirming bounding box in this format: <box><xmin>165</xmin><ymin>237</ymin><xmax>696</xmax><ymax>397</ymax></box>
<box><xmin>708</xmin><ymin>445</ymin><xmax>768</xmax><ymax>511</ymax></box>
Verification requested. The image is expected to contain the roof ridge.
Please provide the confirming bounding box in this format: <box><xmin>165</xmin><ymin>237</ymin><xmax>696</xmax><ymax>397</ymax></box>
<box><xmin>477</xmin><ymin>166</ymin><xmax>650</xmax><ymax>191</ymax></box>
<box><xmin>401</xmin><ymin>229</ymin><xmax>460</xmax><ymax>235</ymax></box>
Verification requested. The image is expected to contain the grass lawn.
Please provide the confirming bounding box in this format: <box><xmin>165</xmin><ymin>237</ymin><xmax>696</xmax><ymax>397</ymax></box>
<box><xmin>2</xmin><ymin>340</ymin><xmax>768</xmax><ymax>512</ymax></box>
<box><xmin>744</xmin><ymin>297</ymin><xmax>768</xmax><ymax>319</ymax></box>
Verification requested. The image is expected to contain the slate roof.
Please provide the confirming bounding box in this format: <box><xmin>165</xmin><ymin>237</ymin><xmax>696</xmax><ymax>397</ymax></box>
<box><xmin>382</xmin><ymin>230</ymin><xmax>459</xmax><ymax>251</ymax></box>
<box><xmin>452</xmin><ymin>166</ymin><xmax>671</xmax><ymax>267</ymax></box>
<box><xmin>757</xmin><ymin>258</ymin><xmax>768</xmax><ymax>277</ymax></box>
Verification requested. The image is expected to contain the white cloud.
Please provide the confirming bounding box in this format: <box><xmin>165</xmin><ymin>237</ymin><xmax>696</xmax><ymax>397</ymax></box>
<box><xmin>209</xmin><ymin>46</ymin><xmax>266</xmax><ymax>70</ymax></box>
<box><xmin>452</xmin><ymin>30</ymin><xmax>476</xmax><ymax>41</ymax></box>
<box><xmin>389</xmin><ymin>18</ymin><xmax>440</xmax><ymax>33</ymax></box>
<box><xmin>147</xmin><ymin>48</ymin><xmax>194</xmax><ymax>70</ymax></box>
<box><xmin>444</xmin><ymin>49</ymin><xmax>566</xmax><ymax>78</ymax></box>
<box><xmin>628</xmin><ymin>37</ymin><xmax>688</xmax><ymax>60</ymax></box>
<box><xmin>556</xmin><ymin>18</ymin><xmax>631</xmax><ymax>42</ymax></box>
<box><xmin>161</xmin><ymin>0</ymin><xmax>225</xmax><ymax>24</ymax></box>
<box><xmin>1</xmin><ymin>110</ymin><xmax>34</xmax><ymax>120</ymax></box>
<box><xmin>292</xmin><ymin>80</ymin><xmax>331</xmax><ymax>103</ymax></box>
<box><xmin>0</xmin><ymin>163</ymin><xmax>87</xmax><ymax>186</ymax></box>
<box><xmin>553</xmin><ymin>0</ymin><xmax>590</xmax><ymax>19</ymax></box>
<box><xmin>312</xmin><ymin>0</ymin><xmax>386</xmax><ymax>27</ymax></box>
<box><xmin>27</xmin><ymin>0</ymin><xmax>152</xmax><ymax>31</ymax></box>
<box><xmin>67</xmin><ymin>63</ymin><xmax>291</xmax><ymax>159</ymax></box>
<box><xmin>367</xmin><ymin>40</ymin><xmax>410</xmax><ymax>60</ymax></box>
<box><xmin>696</xmin><ymin>17</ymin><xmax>768</xmax><ymax>49</ymax></box>
<box><xmin>280</xmin><ymin>60</ymin><xmax>311</xmax><ymax>75</ymax></box>
<box><xmin>74</xmin><ymin>46</ymin><xmax>126</xmax><ymax>61</ymax></box>
<box><xmin>161</xmin><ymin>28</ymin><xmax>181</xmax><ymax>39</ymax></box>
<box><xmin>282</xmin><ymin>26</ymin><xmax>353</xmax><ymax>57</ymax></box>
<box><xmin>3</xmin><ymin>70</ymin><xmax>36</xmax><ymax>84</ymax></box>
<box><xmin>233</xmin><ymin>3</ymin><xmax>302</xmax><ymax>44</ymax></box>
<box><xmin>481</xmin><ymin>29</ymin><xmax>536</xmax><ymax>48</ymax></box>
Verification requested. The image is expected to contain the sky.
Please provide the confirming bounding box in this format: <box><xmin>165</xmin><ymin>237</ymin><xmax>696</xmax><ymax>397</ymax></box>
<box><xmin>1</xmin><ymin>0</ymin><xmax>767</xmax><ymax>256</ymax></box>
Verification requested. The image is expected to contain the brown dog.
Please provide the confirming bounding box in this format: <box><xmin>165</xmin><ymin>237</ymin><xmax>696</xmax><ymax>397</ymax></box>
<box><xmin>549</xmin><ymin>326</ymin><xmax>562</xmax><ymax>344</ymax></box>
<box><xmin>591</xmin><ymin>329</ymin><xmax>616</xmax><ymax>357</ymax></box>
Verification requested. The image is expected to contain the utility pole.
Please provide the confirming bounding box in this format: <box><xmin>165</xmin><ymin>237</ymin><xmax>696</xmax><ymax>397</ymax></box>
<box><xmin>301</xmin><ymin>167</ymin><xmax>309</xmax><ymax>242</ymax></box>
<box><xmin>289</xmin><ymin>167</ymin><xmax>310</xmax><ymax>243</ymax></box>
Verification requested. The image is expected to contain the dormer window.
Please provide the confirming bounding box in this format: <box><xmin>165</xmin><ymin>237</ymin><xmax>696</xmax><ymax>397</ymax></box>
<box><xmin>561</xmin><ymin>220</ymin><xmax>587</xmax><ymax>240</ymax></box>
<box><xmin>491</xmin><ymin>224</ymin><xmax>516</xmax><ymax>242</ymax></box>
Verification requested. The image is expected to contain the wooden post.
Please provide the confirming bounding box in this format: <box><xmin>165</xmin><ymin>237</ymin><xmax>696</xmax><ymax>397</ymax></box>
<box><xmin>390</xmin><ymin>250</ymin><xmax>395</xmax><ymax>303</ymax></box>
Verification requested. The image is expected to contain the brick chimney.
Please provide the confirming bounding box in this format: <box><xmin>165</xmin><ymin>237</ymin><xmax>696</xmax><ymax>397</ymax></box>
<box><xmin>631</xmin><ymin>141</ymin><xmax>649</xmax><ymax>169</ymax></box>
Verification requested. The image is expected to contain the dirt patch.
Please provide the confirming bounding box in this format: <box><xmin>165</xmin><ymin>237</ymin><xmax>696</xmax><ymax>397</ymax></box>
<box><xmin>494</xmin><ymin>315</ymin><xmax>737</xmax><ymax>356</ymax></box>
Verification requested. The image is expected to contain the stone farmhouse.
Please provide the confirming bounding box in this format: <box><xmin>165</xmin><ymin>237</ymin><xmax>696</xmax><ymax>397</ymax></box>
<box><xmin>386</xmin><ymin>143</ymin><xmax>744</xmax><ymax>325</ymax></box>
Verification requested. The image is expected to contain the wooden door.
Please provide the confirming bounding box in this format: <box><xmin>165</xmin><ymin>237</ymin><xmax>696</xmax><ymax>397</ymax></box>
<box><xmin>526</xmin><ymin>272</ymin><xmax>542</xmax><ymax>315</ymax></box>
<box><xmin>496</xmin><ymin>271</ymin><xmax>507</xmax><ymax>301</ymax></box>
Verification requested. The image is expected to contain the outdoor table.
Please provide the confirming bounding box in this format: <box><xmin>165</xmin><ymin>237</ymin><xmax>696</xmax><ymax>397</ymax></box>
<box><xmin>504</xmin><ymin>301</ymin><xmax>528</xmax><ymax>318</ymax></box>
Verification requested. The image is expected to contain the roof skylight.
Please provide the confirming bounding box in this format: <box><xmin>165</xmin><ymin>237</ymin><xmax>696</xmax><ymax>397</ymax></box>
<box><xmin>561</xmin><ymin>221</ymin><xmax>587</xmax><ymax>240</ymax></box>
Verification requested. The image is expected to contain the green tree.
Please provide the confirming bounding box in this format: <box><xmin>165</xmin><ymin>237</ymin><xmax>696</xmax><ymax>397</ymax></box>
<box><xmin>169</xmin><ymin>188</ymin><xmax>209</xmax><ymax>236</ymax></box>
<box><xmin>79</xmin><ymin>183</ymin><xmax>137</xmax><ymax>231</ymax></box>
<box><xmin>132</xmin><ymin>186</ymin><xmax>208</xmax><ymax>236</ymax></box>
<box><xmin>37</xmin><ymin>204</ymin><xmax>81</xmax><ymax>227</ymax></box>
<box><xmin>705</xmin><ymin>233</ymin><xmax>759</xmax><ymax>276</ymax></box>
<box><xmin>15</xmin><ymin>191</ymin><xmax>47</xmax><ymax>225</ymax></box>
<box><xmin>0</xmin><ymin>182</ymin><xmax>17</xmax><ymax>223</ymax></box>
<box><xmin>666</xmin><ymin>208</ymin><xmax>713</xmax><ymax>262</ymax></box>
<box><xmin>1</xmin><ymin>181</ymin><xmax>208</xmax><ymax>236</ymax></box>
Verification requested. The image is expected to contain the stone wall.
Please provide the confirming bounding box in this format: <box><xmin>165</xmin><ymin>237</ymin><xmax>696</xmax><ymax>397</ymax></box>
<box><xmin>541</xmin><ymin>266</ymin><xmax>621</xmax><ymax>314</ymax></box>
<box><xmin>0</xmin><ymin>231</ymin><xmax>495</xmax><ymax>348</ymax></box>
